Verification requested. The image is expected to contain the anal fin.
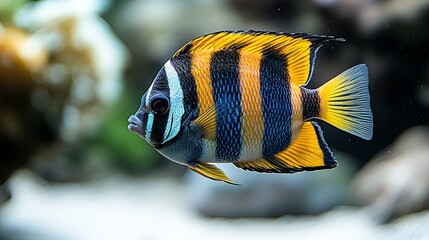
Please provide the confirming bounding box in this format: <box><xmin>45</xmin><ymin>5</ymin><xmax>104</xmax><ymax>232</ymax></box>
<box><xmin>188</xmin><ymin>162</ymin><xmax>239</xmax><ymax>185</ymax></box>
<box><xmin>273</xmin><ymin>121</ymin><xmax>337</xmax><ymax>171</ymax></box>
<box><xmin>234</xmin><ymin>158</ymin><xmax>292</xmax><ymax>173</ymax></box>
<box><xmin>234</xmin><ymin>122</ymin><xmax>337</xmax><ymax>173</ymax></box>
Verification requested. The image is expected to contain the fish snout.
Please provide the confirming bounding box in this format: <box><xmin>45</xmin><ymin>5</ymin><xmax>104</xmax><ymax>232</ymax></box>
<box><xmin>128</xmin><ymin>114</ymin><xmax>144</xmax><ymax>135</ymax></box>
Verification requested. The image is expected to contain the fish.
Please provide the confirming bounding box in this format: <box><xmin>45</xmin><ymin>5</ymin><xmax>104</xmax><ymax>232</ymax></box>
<box><xmin>128</xmin><ymin>30</ymin><xmax>373</xmax><ymax>184</ymax></box>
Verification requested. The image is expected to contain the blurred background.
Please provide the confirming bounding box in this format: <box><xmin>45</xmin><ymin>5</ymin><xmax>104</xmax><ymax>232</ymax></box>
<box><xmin>1</xmin><ymin>0</ymin><xmax>428</xmax><ymax>239</ymax></box>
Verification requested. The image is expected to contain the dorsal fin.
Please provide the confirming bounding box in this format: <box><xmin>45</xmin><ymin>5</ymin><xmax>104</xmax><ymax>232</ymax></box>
<box><xmin>173</xmin><ymin>30</ymin><xmax>345</xmax><ymax>86</ymax></box>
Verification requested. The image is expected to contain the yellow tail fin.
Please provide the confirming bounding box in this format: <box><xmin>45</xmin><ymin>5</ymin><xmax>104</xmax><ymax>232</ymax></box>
<box><xmin>318</xmin><ymin>64</ymin><xmax>373</xmax><ymax>140</ymax></box>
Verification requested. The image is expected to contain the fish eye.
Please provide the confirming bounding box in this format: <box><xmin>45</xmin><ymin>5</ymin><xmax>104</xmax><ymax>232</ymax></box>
<box><xmin>149</xmin><ymin>94</ymin><xmax>170</xmax><ymax>115</ymax></box>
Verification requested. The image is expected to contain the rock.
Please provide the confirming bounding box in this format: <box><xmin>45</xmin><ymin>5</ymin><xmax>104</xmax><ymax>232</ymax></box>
<box><xmin>351</xmin><ymin>126</ymin><xmax>429</xmax><ymax>223</ymax></box>
<box><xmin>0</xmin><ymin>0</ymin><xmax>129</xmax><ymax>202</ymax></box>
<box><xmin>0</xmin><ymin>26</ymin><xmax>49</xmax><ymax>195</ymax></box>
<box><xmin>317</xmin><ymin>0</ymin><xmax>429</xmax><ymax>34</ymax></box>
<box><xmin>0</xmin><ymin>183</ymin><xmax>11</xmax><ymax>206</ymax></box>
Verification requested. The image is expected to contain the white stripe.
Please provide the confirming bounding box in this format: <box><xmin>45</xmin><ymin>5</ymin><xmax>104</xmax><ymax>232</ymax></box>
<box><xmin>163</xmin><ymin>60</ymin><xmax>185</xmax><ymax>143</ymax></box>
<box><xmin>145</xmin><ymin>113</ymin><xmax>154</xmax><ymax>140</ymax></box>
<box><xmin>145</xmin><ymin>80</ymin><xmax>155</xmax><ymax>106</ymax></box>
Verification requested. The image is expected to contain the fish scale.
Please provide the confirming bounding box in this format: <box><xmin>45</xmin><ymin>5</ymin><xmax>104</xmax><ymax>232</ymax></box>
<box><xmin>211</xmin><ymin>49</ymin><xmax>242</xmax><ymax>162</ymax></box>
<box><xmin>260</xmin><ymin>52</ymin><xmax>292</xmax><ymax>157</ymax></box>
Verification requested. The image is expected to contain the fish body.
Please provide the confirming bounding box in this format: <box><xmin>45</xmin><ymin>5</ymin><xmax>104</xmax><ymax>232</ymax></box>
<box><xmin>128</xmin><ymin>30</ymin><xmax>373</xmax><ymax>184</ymax></box>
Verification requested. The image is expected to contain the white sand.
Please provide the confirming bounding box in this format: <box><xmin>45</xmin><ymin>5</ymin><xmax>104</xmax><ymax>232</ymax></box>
<box><xmin>0</xmin><ymin>170</ymin><xmax>428</xmax><ymax>240</ymax></box>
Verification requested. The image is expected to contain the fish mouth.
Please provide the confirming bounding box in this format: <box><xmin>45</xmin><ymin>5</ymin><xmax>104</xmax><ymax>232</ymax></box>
<box><xmin>128</xmin><ymin>115</ymin><xmax>144</xmax><ymax>135</ymax></box>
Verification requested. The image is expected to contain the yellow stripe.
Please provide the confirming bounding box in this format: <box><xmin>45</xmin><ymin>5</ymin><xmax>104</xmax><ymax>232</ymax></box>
<box><xmin>238</xmin><ymin>50</ymin><xmax>264</xmax><ymax>161</ymax></box>
<box><xmin>191</xmin><ymin>52</ymin><xmax>215</xmax><ymax>114</ymax></box>
<box><xmin>290</xmin><ymin>84</ymin><xmax>303</xmax><ymax>142</ymax></box>
<box><xmin>191</xmin><ymin>51</ymin><xmax>216</xmax><ymax>157</ymax></box>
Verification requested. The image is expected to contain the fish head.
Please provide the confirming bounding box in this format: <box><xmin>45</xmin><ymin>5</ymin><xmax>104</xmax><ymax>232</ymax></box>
<box><xmin>128</xmin><ymin>61</ymin><xmax>188</xmax><ymax>148</ymax></box>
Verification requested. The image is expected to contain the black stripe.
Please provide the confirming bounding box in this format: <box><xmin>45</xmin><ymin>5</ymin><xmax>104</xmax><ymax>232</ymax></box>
<box><xmin>137</xmin><ymin>92</ymin><xmax>148</xmax><ymax>136</ymax></box>
<box><xmin>311</xmin><ymin>122</ymin><xmax>337</xmax><ymax>168</ymax></box>
<box><xmin>260</xmin><ymin>48</ymin><xmax>292</xmax><ymax>157</ymax></box>
<box><xmin>307</xmin><ymin>45</ymin><xmax>321</xmax><ymax>84</ymax></box>
<box><xmin>210</xmin><ymin>48</ymin><xmax>242</xmax><ymax>162</ymax></box>
<box><xmin>301</xmin><ymin>88</ymin><xmax>321</xmax><ymax>120</ymax></box>
<box><xmin>148</xmin><ymin>67</ymin><xmax>169</xmax><ymax>96</ymax></box>
<box><xmin>149</xmin><ymin>67</ymin><xmax>170</xmax><ymax>145</ymax></box>
<box><xmin>170</xmin><ymin>56</ymin><xmax>199</xmax><ymax>121</ymax></box>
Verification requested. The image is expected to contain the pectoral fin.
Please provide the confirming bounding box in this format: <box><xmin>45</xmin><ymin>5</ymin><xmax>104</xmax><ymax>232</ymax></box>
<box><xmin>188</xmin><ymin>162</ymin><xmax>239</xmax><ymax>185</ymax></box>
<box><xmin>193</xmin><ymin>105</ymin><xmax>217</xmax><ymax>140</ymax></box>
<box><xmin>193</xmin><ymin>102</ymin><xmax>240</xmax><ymax>141</ymax></box>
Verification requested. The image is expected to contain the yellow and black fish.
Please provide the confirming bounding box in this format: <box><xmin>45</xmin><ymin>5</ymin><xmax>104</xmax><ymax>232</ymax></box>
<box><xmin>128</xmin><ymin>30</ymin><xmax>373</xmax><ymax>184</ymax></box>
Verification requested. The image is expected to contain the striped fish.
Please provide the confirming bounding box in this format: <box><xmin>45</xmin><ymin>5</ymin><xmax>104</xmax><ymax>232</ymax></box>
<box><xmin>128</xmin><ymin>30</ymin><xmax>373</xmax><ymax>184</ymax></box>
